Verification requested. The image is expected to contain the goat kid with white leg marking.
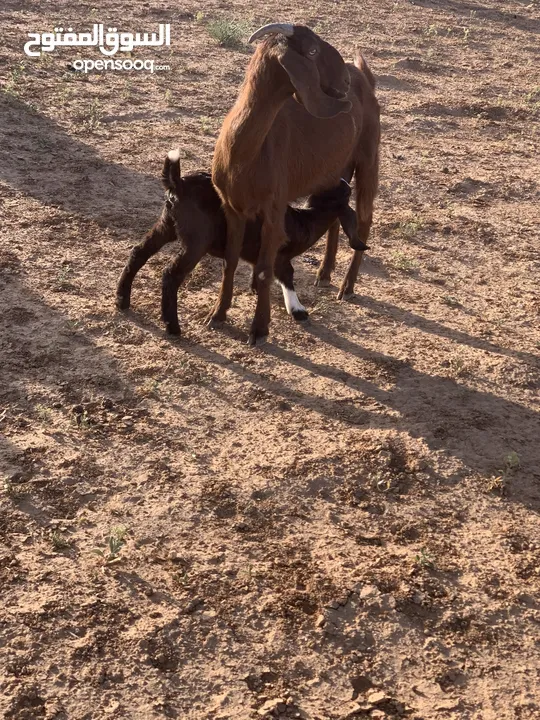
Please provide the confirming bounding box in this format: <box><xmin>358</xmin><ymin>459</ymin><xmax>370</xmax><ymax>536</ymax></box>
<box><xmin>212</xmin><ymin>23</ymin><xmax>380</xmax><ymax>345</ymax></box>
<box><xmin>116</xmin><ymin>153</ymin><xmax>366</xmax><ymax>335</ymax></box>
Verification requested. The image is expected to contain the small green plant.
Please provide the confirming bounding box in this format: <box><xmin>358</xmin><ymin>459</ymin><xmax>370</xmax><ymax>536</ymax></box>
<box><xmin>53</xmin><ymin>264</ymin><xmax>74</xmax><ymax>291</ymax></box>
<box><xmin>2</xmin><ymin>479</ymin><xmax>18</xmax><ymax>499</ymax></box>
<box><xmin>415</xmin><ymin>548</ymin><xmax>436</xmax><ymax>570</ymax></box>
<box><xmin>462</xmin><ymin>27</ymin><xmax>471</xmax><ymax>43</ymax></box>
<box><xmin>93</xmin><ymin>526</ymin><xmax>128</xmax><ymax>564</ymax></box>
<box><xmin>81</xmin><ymin>99</ymin><xmax>102</xmax><ymax>132</ymax></box>
<box><xmin>486</xmin><ymin>452</ymin><xmax>521</xmax><ymax>496</ymax></box>
<box><xmin>392</xmin><ymin>251</ymin><xmax>418</xmax><ymax>273</ymax></box>
<box><xmin>195</xmin><ymin>11</ymin><xmax>205</xmax><ymax>23</ymax></box>
<box><xmin>441</xmin><ymin>295</ymin><xmax>461</xmax><ymax>308</ymax></box>
<box><xmin>141</xmin><ymin>378</ymin><xmax>163</xmax><ymax>397</ymax></box>
<box><xmin>50</xmin><ymin>531</ymin><xmax>72</xmax><ymax>552</ymax></box>
<box><xmin>72</xmin><ymin>408</ymin><xmax>91</xmax><ymax>431</ymax></box>
<box><xmin>504</xmin><ymin>452</ymin><xmax>521</xmax><ymax>471</ymax></box>
<box><xmin>35</xmin><ymin>403</ymin><xmax>52</xmax><ymax>422</ymax></box>
<box><xmin>207</xmin><ymin>19</ymin><xmax>250</xmax><ymax>49</ymax></box>
<box><xmin>200</xmin><ymin>115</ymin><xmax>213</xmax><ymax>135</ymax></box>
<box><xmin>448</xmin><ymin>356</ymin><xmax>469</xmax><ymax>378</ymax></box>
<box><xmin>5</xmin><ymin>63</ymin><xmax>26</xmax><ymax>96</ymax></box>
<box><xmin>425</xmin><ymin>24</ymin><xmax>439</xmax><ymax>37</ymax></box>
<box><xmin>399</xmin><ymin>217</ymin><xmax>424</xmax><ymax>238</ymax></box>
<box><xmin>171</xmin><ymin>570</ymin><xmax>189</xmax><ymax>587</ymax></box>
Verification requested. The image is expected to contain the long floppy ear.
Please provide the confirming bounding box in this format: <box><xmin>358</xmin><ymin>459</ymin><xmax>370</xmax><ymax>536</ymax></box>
<box><xmin>279</xmin><ymin>50</ymin><xmax>352</xmax><ymax>119</ymax></box>
<box><xmin>339</xmin><ymin>205</ymin><xmax>370</xmax><ymax>251</ymax></box>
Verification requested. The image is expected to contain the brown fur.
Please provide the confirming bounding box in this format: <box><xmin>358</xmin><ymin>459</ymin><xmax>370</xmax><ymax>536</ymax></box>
<box><xmin>211</xmin><ymin>26</ymin><xmax>380</xmax><ymax>344</ymax></box>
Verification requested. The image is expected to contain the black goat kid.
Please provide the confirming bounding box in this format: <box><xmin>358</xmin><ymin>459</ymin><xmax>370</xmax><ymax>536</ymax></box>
<box><xmin>116</xmin><ymin>151</ymin><xmax>367</xmax><ymax>335</ymax></box>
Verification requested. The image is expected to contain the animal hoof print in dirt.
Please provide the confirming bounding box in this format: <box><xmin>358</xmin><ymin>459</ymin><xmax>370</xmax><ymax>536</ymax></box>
<box><xmin>115</xmin><ymin>295</ymin><xmax>130</xmax><ymax>311</ymax></box>
<box><xmin>247</xmin><ymin>332</ymin><xmax>268</xmax><ymax>348</ymax></box>
<box><xmin>292</xmin><ymin>309</ymin><xmax>309</xmax><ymax>322</ymax></box>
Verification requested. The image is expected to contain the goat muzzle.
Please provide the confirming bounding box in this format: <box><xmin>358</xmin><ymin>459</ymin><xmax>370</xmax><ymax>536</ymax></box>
<box><xmin>249</xmin><ymin>23</ymin><xmax>294</xmax><ymax>43</ymax></box>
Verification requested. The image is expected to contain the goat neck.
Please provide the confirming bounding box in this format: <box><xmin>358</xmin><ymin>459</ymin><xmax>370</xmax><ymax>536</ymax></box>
<box><xmin>217</xmin><ymin>43</ymin><xmax>292</xmax><ymax>167</ymax></box>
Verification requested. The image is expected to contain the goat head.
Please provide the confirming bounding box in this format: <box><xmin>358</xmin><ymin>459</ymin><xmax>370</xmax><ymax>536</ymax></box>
<box><xmin>249</xmin><ymin>23</ymin><xmax>352</xmax><ymax>119</ymax></box>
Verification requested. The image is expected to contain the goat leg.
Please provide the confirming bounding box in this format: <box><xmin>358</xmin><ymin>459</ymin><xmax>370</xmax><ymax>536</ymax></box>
<box><xmin>315</xmin><ymin>219</ymin><xmax>340</xmax><ymax>287</ymax></box>
<box><xmin>116</xmin><ymin>213</ymin><xmax>175</xmax><ymax>310</ymax></box>
<box><xmin>206</xmin><ymin>208</ymin><xmax>245</xmax><ymax>328</ymax></box>
<box><xmin>337</xmin><ymin>216</ymin><xmax>372</xmax><ymax>300</ymax></box>
<box><xmin>162</xmin><ymin>242</ymin><xmax>208</xmax><ymax>335</ymax></box>
<box><xmin>274</xmin><ymin>255</ymin><xmax>308</xmax><ymax>322</ymax></box>
<box><xmin>249</xmin><ymin>215</ymin><xmax>283</xmax><ymax>346</ymax></box>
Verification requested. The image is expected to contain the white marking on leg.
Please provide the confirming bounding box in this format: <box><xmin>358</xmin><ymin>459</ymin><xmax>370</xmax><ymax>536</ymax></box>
<box><xmin>279</xmin><ymin>284</ymin><xmax>306</xmax><ymax>316</ymax></box>
<box><xmin>258</xmin><ymin>271</ymin><xmax>266</xmax><ymax>280</ymax></box>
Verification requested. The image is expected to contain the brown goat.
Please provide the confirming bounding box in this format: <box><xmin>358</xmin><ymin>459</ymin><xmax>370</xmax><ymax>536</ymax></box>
<box><xmin>116</xmin><ymin>152</ymin><xmax>366</xmax><ymax>335</ymax></box>
<box><xmin>211</xmin><ymin>23</ymin><xmax>380</xmax><ymax>345</ymax></box>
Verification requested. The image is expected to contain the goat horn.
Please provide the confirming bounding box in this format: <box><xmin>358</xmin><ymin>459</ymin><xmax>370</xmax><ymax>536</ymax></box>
<box><xmin>248</xmin><ymin>23</ymin><xmax>294</xmax><ymax>43</ymax></box>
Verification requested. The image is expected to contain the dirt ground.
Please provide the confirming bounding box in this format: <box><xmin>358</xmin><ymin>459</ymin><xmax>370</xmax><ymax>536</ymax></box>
<box><xmin>1</xmin><ymin>0</ymin><xmax>539</xmax><ymax>718</ymax></box>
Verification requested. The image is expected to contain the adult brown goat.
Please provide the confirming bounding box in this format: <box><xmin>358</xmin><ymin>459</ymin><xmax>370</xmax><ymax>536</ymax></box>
<box><xmin>211</xmin><ymin>23</ymin><xmax>380</xmax><ymax>345</ymax></box>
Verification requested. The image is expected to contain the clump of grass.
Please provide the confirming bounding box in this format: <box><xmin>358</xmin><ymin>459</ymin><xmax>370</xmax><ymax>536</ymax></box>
<box><xmin>392</xmin><ymin>251</ymin><xmax>418</xmax><ymax>273</ymax></box>
<box><xmin>207</xmin><ymin>19</ymin><xmax>250</xmax><ymax>49</ymax></box>
<box><xmin>35</xmin><ymin>403</ymin><xmax>53</xmax><ymax>423</ymax></box>
<box><xmin>415</xmin><ymin>548</ymin><xmax>436</xmax><ymax>570</ymax></box>
<box><xmin>93</xmin><ymin>526</ymin><xmax>129</xmax><ymax>565</ymax></box>
<box><xmin>449</xmin><ymin>357</ymin><xmax>468</xmax><ymax>378</ymax></box>
<box><xmin>50</xmin><ymin>531</ymin><xmax>72</xmax><ymax>552</ymax></box>
<box><xmin>399</xmin><ymin>216</ymin><xmax>424</xmax><ymax>239</ymax></box>
<box><xmin>53</xmin><ymin>263</ymin><xmax>74</xmax><ymax>292</ymax></box>
<box><xmin>4</xmin><ymin>63</ymin><xmax>26</xmax><ymax>96</ymax></box>
<box><xmin>441</xmin><ymin>295</ymin><xmax>461</xmax><ymax>308</ymax></box>
<box><xmin>200</xmin><ymin>115</ymin><xmax>214</xmax><ymax>135</ymax></box>
<box><xmin>80</xmin><ymin>99</ymin><xmax>102</xmax><ymax>132</ymax></box>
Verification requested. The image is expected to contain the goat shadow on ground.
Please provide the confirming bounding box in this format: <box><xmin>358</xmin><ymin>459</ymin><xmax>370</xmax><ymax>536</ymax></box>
<box><xmin>412</xmin><ymin>0</ymin><xmax>540</xmax><ymax>35</ymax></box>
<box><xmin>86</xmin><ymin>289</ymin><xmax>540</xmax><ymax>515</ymax></box>
<box><xmin>0</xmin><ymin>93</ymin><xmax>162</xmax><ymax>233</ymax></box>
<box><xmin>346</xmin><ymin>293</ymin><xmax>539</xmax><ymax>368</ymax></box>
<box><xmin>189</xmin><ymin>322</ymin><xmax>538</xmax><ymax>509</ymax></box>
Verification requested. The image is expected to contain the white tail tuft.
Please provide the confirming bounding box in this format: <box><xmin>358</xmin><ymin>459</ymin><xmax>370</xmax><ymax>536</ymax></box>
<box><xmin>167</xmin><ymin>148</ymin><xmax>181</xmax><ymax>162</ymax></box>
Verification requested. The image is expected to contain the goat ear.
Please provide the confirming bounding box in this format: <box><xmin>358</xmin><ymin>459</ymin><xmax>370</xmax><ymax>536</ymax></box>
<box><xmin>339</xmin><ymin>206</ymin><xmax>370</xmax><ymax>251</ymax></box>
<box><xmin>279</xmin><ymin>50</ymin><xmax>352</xmax><ymax>119</ymax></box>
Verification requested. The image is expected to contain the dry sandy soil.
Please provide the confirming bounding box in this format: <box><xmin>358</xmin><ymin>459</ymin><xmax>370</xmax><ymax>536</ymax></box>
<box><xmin>1</xmin><ymin>0</ymin><xmax>539</xmax><ymax>718</ymax></box>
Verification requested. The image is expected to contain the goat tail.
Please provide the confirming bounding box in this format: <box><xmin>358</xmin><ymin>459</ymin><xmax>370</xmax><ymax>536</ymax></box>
<box><xmin>354</xmin><ymin>51</ymin><xmax>376</xmax><ymax>90</ymax></box>
<box><xmin>161</xmin><ymin>148</ymin><xmax>182</xmax><ymax>195</ymax></box>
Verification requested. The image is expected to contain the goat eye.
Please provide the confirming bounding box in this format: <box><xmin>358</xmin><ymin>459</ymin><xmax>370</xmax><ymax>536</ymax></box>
<box><xmin>308</xmin><ymin>47</ymin><xmax>317</xmax><ymax>56</ymax></box>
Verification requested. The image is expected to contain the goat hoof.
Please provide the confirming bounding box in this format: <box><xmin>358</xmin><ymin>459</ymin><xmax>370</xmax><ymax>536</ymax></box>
<box><xmin>116</xmin><ymin>294</ymin><xmax>130</xmax><ymax>311</ymax></box>
<box><xmin>165</xmin><ymin>323</ymin><xmax>181</xmax><ymax>336</ymax></box>
<box><xmin>292</xmin><ymin>309</ymin><xmax>309</xmax><ymax>322</ymax></box>
<box><xmin>315</xmin><ymin>277</ymin><xmax>331</xmax><ymax>288</ymax></box>
<box><xmin>337</xmin><ymin>290</ymin><xmax>355</xmax><ymax>302</ymax></box>
<box><xmin>206</xmin><ymin>317</ymin><xmax>224</xmax><ymax>330</ymax></box>
<box><xmin>247</xmin><ymin>332</ymin><xmax>268</xmax><ymax>347</ymax></box>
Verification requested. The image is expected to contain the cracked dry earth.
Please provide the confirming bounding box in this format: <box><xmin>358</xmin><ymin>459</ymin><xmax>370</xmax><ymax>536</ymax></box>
<box><xmin>1</xmin><ymin>0</ymin><xmax>539</xmax><ymax>719</ymax></box>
